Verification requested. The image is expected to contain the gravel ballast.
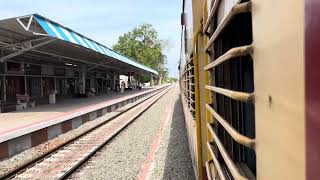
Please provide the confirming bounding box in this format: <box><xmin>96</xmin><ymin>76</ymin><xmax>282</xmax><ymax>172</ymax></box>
<box><xmin>150</xmin><ymin>87</ymin><xmax>195</xmax><ymax>180</ymax></box>
<box><xmin>69</xmin><ymin>84</ymin><xmax>195</xmax><ymax>180</ymax></box>
<box><xmin>0</xmin><ymin>90</ymin><xmax>157</xmax><ymax>177</ymax></box>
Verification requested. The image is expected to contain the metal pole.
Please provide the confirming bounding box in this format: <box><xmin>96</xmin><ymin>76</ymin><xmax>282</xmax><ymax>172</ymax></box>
<box><xmin>40</xmin><ymin>77</ymin><xmax>43</xmax><ymax>97</ymax></box>
<box><xmin>203</xmin><ymin>0</ymin><xmax>214</xmax><ymax>167</ymax></box>
<box><xmin>150</xmin><ymin>75</ymin><xmax>154</xmax><ymax>86</ymax></box>
<box><xmin>193</xmin><ymin>28</ymin><xmax>204</xmax><ymax>180</ymax></box>
<box><xmin>128</xmin><ymin>72</ymin><xmax>131</xmax><ymax>88</ymax></box>
<box><xmin>24</xmin><ymin>76</ymin><xmax>27</xmax><ymax>94</ymax></box>
<box><xmin>65</xmin><ymin>67</ymin><xmax>67</xmax><ymax>95</ymax></box>
<box><xmin>54</xmin><ymin>77</ymin><xmax>56</xmax><ymax>92</ymax></box>
<box><xmin>65</xmin><ymin>77</ymin><xmax>67</xmax><ymax>95</ymax></box>
<box><xmin>2</xmin><ymin>76</ymin><xmax>6</xmax><ymax>102</ymax></box>
<box><xmin>114</xmin><ymin>75</ymin><xmax>116</xmax><ymax>91</ymax></box>
<box><xmin>80</xmin><ymin>65</ymin><xmax>86</xmax><ymax>95</ymax></box>
<box><xmin>3</xmin><ymin>62</ymin><xmax>6</xmax><ymax>101</ymax></box>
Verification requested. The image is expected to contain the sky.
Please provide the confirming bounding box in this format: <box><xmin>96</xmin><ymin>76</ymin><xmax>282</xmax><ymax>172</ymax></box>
<box><xmin>0</xmin><ymin>0</ymin><xmax>182</xmax><ymax>77</ymax></box>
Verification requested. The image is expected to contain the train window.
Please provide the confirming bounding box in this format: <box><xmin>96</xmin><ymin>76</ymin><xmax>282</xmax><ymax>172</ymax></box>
<box><xmin>206</xmin><ymin>0</ymin><xmax>256</xmax><ymax>178</ymax></box>
<box><xmin>181</xmin><ymin>56</ymin><xmax>195</xmax><ymax>118</ymax></box>
<box><xmin>188</xmin><ymin>57</ymin><xmax>195</xmax><ymax>117</ymax></box>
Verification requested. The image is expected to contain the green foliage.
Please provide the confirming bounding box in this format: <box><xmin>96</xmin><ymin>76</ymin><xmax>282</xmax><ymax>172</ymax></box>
<box><xmin>112</xmin><ymin>23</ymin><xmax>168</xmax><ymax>81</ymax></box>
<box><xmin>163</xmin><ymin>77</ymin><xmax>177</xmax><ymax>83</ymax></box>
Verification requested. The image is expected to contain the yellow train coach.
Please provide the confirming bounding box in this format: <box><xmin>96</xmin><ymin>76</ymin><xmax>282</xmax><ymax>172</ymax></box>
<box><xmin>179</xmin><ymin>0</ymin><xmax>319</xmax><ymax>179</ymax></box>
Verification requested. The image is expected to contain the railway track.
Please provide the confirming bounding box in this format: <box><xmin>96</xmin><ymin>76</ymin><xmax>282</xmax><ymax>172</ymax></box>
<box><xmin>0</xmin><ymin>85</ymin><xmax>172</xmax><ymax>180</ymax></box>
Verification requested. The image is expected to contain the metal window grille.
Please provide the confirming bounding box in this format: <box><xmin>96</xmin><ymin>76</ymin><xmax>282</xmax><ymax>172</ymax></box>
<box><xmin>204</xmin><ymin>1</ymin><xmax>256</xmax><ymax>179</ymax></box>
<box><xmin>181</xmin><ymin>57</ymin><xmax>196</xmax><ymax>118</ymax></box>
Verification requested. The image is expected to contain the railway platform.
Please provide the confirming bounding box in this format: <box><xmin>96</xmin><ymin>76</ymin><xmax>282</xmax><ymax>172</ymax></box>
<box><xmin>0</xmin><ymin>86</ymin><xmax>165</xmax><ymax>160</ymax></box>
<box><xmin>0</xmin><ymin>84</ymin><xmax>195</xmax><ymax>180</ymax></box>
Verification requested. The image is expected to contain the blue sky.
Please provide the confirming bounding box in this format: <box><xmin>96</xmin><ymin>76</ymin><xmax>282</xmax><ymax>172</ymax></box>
<box><xmin>0</xmin><ymin>0</ymin><xmax>181</xmax><ymax>77</ymax></box>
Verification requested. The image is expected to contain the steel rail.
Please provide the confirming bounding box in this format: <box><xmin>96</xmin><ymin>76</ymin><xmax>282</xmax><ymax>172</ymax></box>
<box><xmin>60</xmin><ymin>85</ymin><xmax>173</xmax><ymax>180</ymax></box>
<box><xmin>0</xmin><ymin>85</ymin><xmax>171</xmax><ymax>180</ymax></box>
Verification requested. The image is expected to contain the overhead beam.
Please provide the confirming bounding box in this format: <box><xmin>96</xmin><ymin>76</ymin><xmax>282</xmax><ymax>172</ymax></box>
<box><xmin>0</xmin><ymin>43</ymin><xmax>123</xmax><ymax>72</ymax></box>
<box><xmin>0</xmin><ymin>40</ymin><xmax>152</xmax><ymax>75</ymax></box>
<box><xmin>31</xmin><ymin>49</ymin><xmax>124</xmax><ymax>72</ymax></box>
<box><xmin>0</xmin><ymin>27</ymin><xmax>27</xmax><ymax>39</ymax></box>
<box><xmin>18</xmin><ymin>37</ymin><xmax>49</xmax><ymax>48</ymax></box>
<box><xmin>87</xmin><ymin>65</ymin><xmax>99</xmax><ymax>71</ymax></box>
<box><xmin>0</xmin><ymin>39</ymin><xmax>55</xmax><ymax>62</ymax></box>
<box><xmin>16</xmin><ymin>15</ymin><xmax>33</xmax><ymax>31</ymax></box>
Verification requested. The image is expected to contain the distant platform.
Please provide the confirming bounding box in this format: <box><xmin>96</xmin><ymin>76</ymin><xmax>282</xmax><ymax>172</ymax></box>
<box><xmin>0</xmin><ymin>86</ymin><xmax>169</xmax><ymax>160</ymax></box>
<box><xmin>0</xmin><ymin>88</ymin><xmax>151</xmax><ymax>134</ymax></box>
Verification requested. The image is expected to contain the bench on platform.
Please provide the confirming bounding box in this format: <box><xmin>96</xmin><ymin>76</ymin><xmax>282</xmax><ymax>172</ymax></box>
<box><xmin>16</xmin><ymin>94</ymin><xmax>31</xmax><ymax>104</ymax></box>
<box><xmin>16</xmin><ymin>94</ymin><xmax>36</xmax><ymax>109</ymax></box>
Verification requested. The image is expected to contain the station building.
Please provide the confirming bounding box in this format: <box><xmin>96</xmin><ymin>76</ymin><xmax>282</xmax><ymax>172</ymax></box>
<box><xmin>0</xmin><ymin>14</ymin><xmax>158</xmax><ymax>111</ymax></box>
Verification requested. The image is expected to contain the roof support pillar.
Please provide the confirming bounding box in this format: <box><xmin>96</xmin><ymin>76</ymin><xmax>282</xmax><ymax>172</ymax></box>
<box><xmin>24</xmin><ymin>76</ymin><xmax>27</xmax><ymax>94</ymax></box>
<box><xmin>80</xmin><ymin>65</ymin><xmax>86</xmax><ymax>95</ymax></box>
<box><xmin>150</xmin><ymin>75</ymin><xmax>154</xmax><ymax>86</ymax></box>
<box><xmin>1</xmin><ymin>76</ymin><xmax>6</xmax><ymax>102</ymax></box>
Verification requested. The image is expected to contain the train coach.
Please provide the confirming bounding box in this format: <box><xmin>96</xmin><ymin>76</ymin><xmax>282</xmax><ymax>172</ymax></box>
<box><xmin>179</xmin><ymin>0</ymin><xmax>319</xmax><ymax>179</ymax></box>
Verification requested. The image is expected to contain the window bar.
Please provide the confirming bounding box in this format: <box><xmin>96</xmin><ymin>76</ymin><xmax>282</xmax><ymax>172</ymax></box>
<box><xmin>206</xmin><ymin>143</ymin><xmax>227</xmax><ymax>180</ymax></box>
<box><xmin>183</xmin><ymin>88</ymin><xmax>194</xmax><ymax>94</ymax></box>
<box><xmin>188</xmin><ymin>91</ymin><xmax>195</xmax><ymax>94</ymax></box>
<box><xmin>230</xmin><ymin>59</ymin><xmax>241</xmax><ymax>162</ymax></box>
<box><xmin>204</xmin><ymin>45</ymin><xmax>253</xmax><ymax>71</ymax></box>
<box><xmin>187</xmin><ymin>63</ymin><xmax>191</xmax><ymax>104</ymax></box>
<box><xmin>205</xmin><ymin>85</ymin><xmax>254</xmax><ymax>103</ymax></box>
<box><xmin>204</xmin><ymin>2</ymin><xmax>252</xmax><ymax>52</ymax></box>
<box><xmin>203</xmin><ymin>0</ymin><xmax>221</xmax><ymax>33</ymax></box>
<box><xmin>205</xmin><ymin>160</ymin><xmax>214</xmax><ymax>180</ymax></box>
<box><xmin>189</xmin><ymin>106</ymin><xmax>195</xmax><ymax>112</ymax></box>
<box><xmin>207</xmin><ymin>123</ymin><xmax>249</xmax><ymax>180</ymax></box>
<box><xmin>182</xmin><ymin>65</ymin><xmax>191</xmax><ymax>75</ymax></box>
<box><xmin>206</xmin><ymin>104</ymin><xmax>255</xmax><ymax>149</ymax></box>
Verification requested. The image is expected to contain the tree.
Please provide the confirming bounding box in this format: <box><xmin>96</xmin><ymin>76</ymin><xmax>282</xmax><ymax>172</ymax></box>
<box><xmin>112</xmin><ymin>23</ymin><xmax>168</xmax><ymax>84</ymax></box>
<box><xmin>164</xmin><ymin>77</ymin><xmax>177</xmax><ymax>83</ymax></box>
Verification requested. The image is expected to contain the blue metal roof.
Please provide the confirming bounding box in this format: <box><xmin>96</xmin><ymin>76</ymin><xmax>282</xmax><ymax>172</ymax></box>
<box><xmin>32</xmin><ymin>14</ymin><xmax>158</xmax><ymax>75</ymax></box>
